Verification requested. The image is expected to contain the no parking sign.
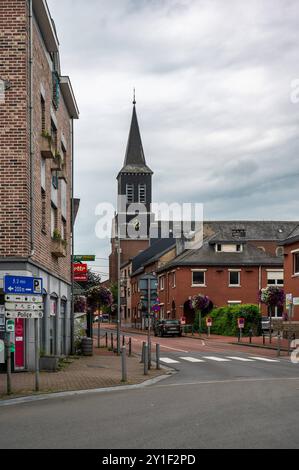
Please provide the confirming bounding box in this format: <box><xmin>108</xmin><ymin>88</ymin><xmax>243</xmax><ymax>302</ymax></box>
<box><xmin>238</xmin><ymin>317</ymin><xmax>245</xmax><ymax>329</ymax></box>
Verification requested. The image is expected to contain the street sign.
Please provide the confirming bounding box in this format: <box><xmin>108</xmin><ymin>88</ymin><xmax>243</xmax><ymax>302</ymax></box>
<box><xmin>5</xmin><ymin>311</ymin><xmax>44</xmax><ymax>320</ymax></box>
<box><xmin>73</xmin><ymin>255</ymin><xmax>95</xmax><ymax>262</ymax></box>
<box><xmin>206</xmin><ymin>318</ymin><xmax>213</xmax><ymax>328</ymax></box>
<box><xmin>0</xmin><ymin>305</ymin><xmax>5</xmax><ymax>332</ymax></box>
<box><xmin>5</xmin><ymin>294</ymin><xmax>43</xmax><ymax>303</ymax></box>
<box><xmin>238</xmin><ymin>317</ymin><xmax>245</xmax><ymax>329</ymax></box>
<box><xmin>286</xmin><ymin>294</ymin><xmax>293</xmax><ymax>307</ymax></box>
<box><xmin>293</xmin><ymin>298</ymin><xmax>299</xmax><ymax>306</ymax></box>
<box><xmin>4</xmin><ymin>276</ymin><xmax>43</xmax><ymax>295</ymax></box>
<box><xmin>5</xmin><ymin>303</ymin><xmax>43</xmax><ymax>312</ymax></box>
<box><xmin>0</xmin><ymin>340</ymin><xmax>4</xmax><ymax>364</ymax></box>
<box><xmin>6</xmin><ymin>320</ymin><xmax>15</xmax><ymax>333</ymax></box>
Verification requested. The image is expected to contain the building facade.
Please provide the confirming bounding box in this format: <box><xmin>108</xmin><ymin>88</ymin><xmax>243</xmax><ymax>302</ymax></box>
<box><xmin>280</xmin><ymin>226</ymin><xmax>299</xmax><ymax>321</ymax></box>
<box><xmin>0</xmin><ymin>0</ymin><xmax>79</xmax><ymax>370</ymax></box>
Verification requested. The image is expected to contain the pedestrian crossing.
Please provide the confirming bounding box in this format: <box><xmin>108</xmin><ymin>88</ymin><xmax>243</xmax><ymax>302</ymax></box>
<box><xmin>160</xmin><ymin>355</ymin><xmax>281</xmax><ymax>365</ymax></box>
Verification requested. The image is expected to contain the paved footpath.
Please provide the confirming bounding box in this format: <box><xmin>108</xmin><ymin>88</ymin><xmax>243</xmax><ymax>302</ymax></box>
<box><xmin>0</xmin><ymin>341</ymin><xmax>164</xmax><ymax>400</ymax></box>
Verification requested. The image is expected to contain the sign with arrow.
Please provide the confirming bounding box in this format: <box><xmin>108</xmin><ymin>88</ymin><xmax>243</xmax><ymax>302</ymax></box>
<box><xmin>4</xmin><ymin>276</ymin><xmax>43</xmax><ymax>295</ymax></box>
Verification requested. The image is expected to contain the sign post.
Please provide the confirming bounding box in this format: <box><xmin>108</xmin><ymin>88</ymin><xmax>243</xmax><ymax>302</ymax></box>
<box><xmin>4</xmin><ymin>275</ymin><xmax>43</xmax><ymax>394</ymax></box>
<box><xmin>206</xmin><ymin>317</ymin><xmax>212</xmax><ymax>337</ymax></box>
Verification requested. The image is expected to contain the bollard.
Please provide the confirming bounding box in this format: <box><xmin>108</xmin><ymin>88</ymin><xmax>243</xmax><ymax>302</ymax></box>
<box><xmin>129</xmin><ymin>337</ymin><xmax>132</xmax><ymax>357</ymax></box>
<box><xmin>122</xmin><ymin>335</ymin><xmax>125</xmax><ymax>347</ymax></box>
<box><xmin>156</xmin><ymin>343</ymin><xmax>160</xmax><ymax>370</ymax></box>
<box><xmin>148</xmin><ymin>341</ymin><xmax>151</xmax><ymax>370</ymax></box>
<box><xmin>110</xmin><ymin>333</ymin><xmax>113</xmax><ymax>351</ymax></box>
<box><xmin>277</xmin><ymin>332</ymin><xmax>281</xmax><ymax>357</ymax></box>
<box><xmin>263</xmin><ymin>334</ymin><xmax>265</xmax><ymax>345</ymax></box>
<box><xmin>249</xmin><ymin>329</ymin><xmax>253</xmax><ymax>344</ymax></box>
<box><xmin>121</xmin><ymin>346</ymin><xmax>127</xmax><ymax>382</ymax></box>
<box><xmin>144</xmin><ymin>344</ymin><xmax>148</xmax><ymax>376</ymax></box>
<box><xmin>140</xmin><ymin>341</ymin><xmax>146</xmax><ymax>363</ymax></box>
<box><xmin>105</xmin><ymin>332</ymin><xmax>108</xmax><ymax>348</ymax></box>
<box><xmin>5</xmin><ymin>334</ymin><xmax>12</xmax><ymax>396</ymax></box>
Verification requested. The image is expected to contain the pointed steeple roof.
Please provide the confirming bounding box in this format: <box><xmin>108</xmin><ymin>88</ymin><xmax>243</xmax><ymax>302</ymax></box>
<box><xmin>118</xmin><ymin>101</ymin><xmax>153</xmax><ymax>177</ymax></box>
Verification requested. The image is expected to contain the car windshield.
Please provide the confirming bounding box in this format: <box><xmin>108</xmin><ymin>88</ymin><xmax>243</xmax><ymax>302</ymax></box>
<box><xmin>165</xmin><ymin>320</ymin><xmax>180</xmax><ymax>325</ymax></box>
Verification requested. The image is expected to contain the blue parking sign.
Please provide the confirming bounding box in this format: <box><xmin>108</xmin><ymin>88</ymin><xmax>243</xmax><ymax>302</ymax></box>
<box><xmin>4</xmin><ymin>276</ymin><xmax>43</xmax><ymax>295</ymax></box>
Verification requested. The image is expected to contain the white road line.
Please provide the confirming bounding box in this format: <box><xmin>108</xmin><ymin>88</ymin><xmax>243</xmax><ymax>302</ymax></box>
<box><xmin>160</xmin><ymin>357</ymin><xmax>180</xmax><ymax>364</ymax></box>
<box><xmin>226</xmin><ymin>356</ymin><xmax>255</xmax><ymax>362</ymax></box>
<box><xmin>158</xmin><ymin>344</ymin><xmax>189</xmax><ymax>353</ymax></box>
<box><xmin>203</xmin><ymin>356</ymin><xmax>231</xmax><ymax>362</ymax></box>
<box><xmin>248</xmin><ymin>357</ymin><xmax>280</xmax><ymax>363</ymax></box>
<box><xmin>179</xmin><ymin>357</ymin><xmax>206</xmax><ymax>363</ymax></box>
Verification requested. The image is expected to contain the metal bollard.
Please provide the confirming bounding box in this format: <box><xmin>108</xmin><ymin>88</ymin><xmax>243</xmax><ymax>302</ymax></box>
<box><xmin>121</xmin><ymin>346</ymin><xmax>127</xmax><ymax>382</ymax></box>
<box><xmin>144</xmin><ymin>344</ymin><xmax>148</xmax><ymax>376</ymax></box>
<box><xmin>123</xmin><ymin>335</ymin><xmax>125</xmax><ymax>347</ymax></box>
<box><xmin>110</xmin><ymin>333</ymin><xmax>114</xmax><ymax>350</ymax></box>
<box><xmin>105</xmin><ymin>332</ymin><xmax>108</xmax><ymax>348</ymax></box>
<box><xmin>140</xmin><ymin>341</ymin><xmax>146</xmax><ymax>363</ymax></box>
<box><xmin>156</xmin><ymin>343</ymin><xmax>160</xmax><ymax>370</ymax></box>
<box><xmin>277</xmin><ymin>332</ymin><xmax>281</xmax><ymax>357</ymax></box>
<box><xmin>263</xmin><ymin>334</ymin><xmax>265</xmax><ymax>345</ymax></box>
<box><xmin>129</xmin><ymin>337</ymin><xmax>132</xmax><ymax>357</ymax></box>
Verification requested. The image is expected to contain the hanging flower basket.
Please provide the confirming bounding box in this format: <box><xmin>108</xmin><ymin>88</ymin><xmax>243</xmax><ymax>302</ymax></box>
<box><xmin>259</xmin><ymin>286</ymin><xmax>285</xmax><ymax>308</ymax></box>
<box><xmin>87</xmin><ymin>285</ymin><xmax>113</xmax><ymax>308</ymax></box>
<box><xmin>191</xmin><ymin>294</ymin><xmax>211</xmax><ymax>313</ymax></box>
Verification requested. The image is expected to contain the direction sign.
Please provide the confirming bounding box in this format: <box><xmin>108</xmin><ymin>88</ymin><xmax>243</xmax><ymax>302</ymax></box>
<box><xmin>5</xmin><ymin>311</ymin><xmax>44</xmax><ymax>320</ymax></box>
<box><xmin>73</xmin><ymin>255</ymin><xmax>95</xmax><ymax>262</ymax></box>
<box><xmin>5</xmin><ymin>303</ymin><xmax>43</xmax><ymax>311</ymax></box>
<box><xmin>5</xmin><ymin>294</ymin><xmax>43</xmax><ymax>303</ymax></box>
<box><xmin>4</xmin><ymin>276</ymin><xmax>43</xmax><ymax>295</ymax></box>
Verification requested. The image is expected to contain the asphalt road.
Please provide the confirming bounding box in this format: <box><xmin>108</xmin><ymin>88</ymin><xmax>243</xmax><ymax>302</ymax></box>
<box><xmin>1</xmin><ymin>333</ymin><xmax>299</xmax><ymax>449</ymax></box>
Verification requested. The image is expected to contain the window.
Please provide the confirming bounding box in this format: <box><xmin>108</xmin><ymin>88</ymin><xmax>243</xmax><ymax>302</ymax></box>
<box><xmin>236</xmin><ymin>244</ymin><xmax>242</xmax><ymax>252</ymax></box>
<box><xmin>217</xmin><ymin>244</ymin><xmax>243</xmax><ymax>253</ymax></box>
<box><xmin>61</xmin><ymin>220</ymin><xmax>66</xmax><ymax>241</ymax></box>
<box><xmin>51</xmin><ymin>205</ymin><xmax>57</xmax><ymax>237</ymax></box>
<box><xmin>52</xmin><ymin>71</ymin><xmax>60</xmax><ymax>109</ymax></box>
<box><xmin>61</xmin><ymin>179</ymin><xmax>67</xmax><ymax>220</ymax></box>
<box><xmin>216</xmin><ymin>244</ymin><xmax>222</xmax><ymax>252</ymax></box>
<box><xmin>138</xmin><ymin>184</ymin><xmax>146</xmax><ymax>203</ymax></box>
<box><xmin>192</xmin><ymin>271</ymin><xmax>206</xmax><ymax>286</ymax></box>
<box><xmin>294</xmin><ymin>253</ymin><xmax>299</xmax><ymax>275</ymax></box>
<box><xmin>41</xmin><ymin>189</ymin><xmax>46</xmax><ymax>233</ymax></box>
<box><xmin>267</xmin><ymin>271</ymin><xmax>284</xmax><ymax>286</ymax></box>
<box><xmin>229</xmin><ymin>271</ymin><xmax>240</xmax><ymax>286</ymax></box>
<box><xmin>41</xmin><ymin>157</ymin><xmax>46</xmax><ymax>190</ymax></box>
<box><xmin>159</xmin><ymin>276</ymin><xmax>165</xmax><ymax>291</ymax></box>
<box><xmin>41</xmin><ymin>95</ymin><xmax>45</xmax><ymax>133</ymax></box>
<box><xmin>52</xmin><ymin>172</ymin><xmax>59</xmax><ymax>190</ymax></box>
<box><xmin>172</xmin><ymin>271</ymin><xmax>176</xmax><ymax>288</ymax></box>
<box><xmin>51</xmin><ymin>120</ymin><xmax>57</xmax><ymax>152</ymax></box>
<box><xmin>126</xmin><ymin>184</ymin><xmax>134</xmax><ymax>204</ymax></box>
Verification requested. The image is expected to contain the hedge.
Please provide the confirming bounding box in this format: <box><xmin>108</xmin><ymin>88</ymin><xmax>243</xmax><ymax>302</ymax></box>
<box><xmin>193</xmin><ymin>304</ymin><xmax>261</xmax><ymax>336</ymax></box>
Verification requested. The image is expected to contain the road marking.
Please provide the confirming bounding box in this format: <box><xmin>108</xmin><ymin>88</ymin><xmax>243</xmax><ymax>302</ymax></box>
<box><xmin>179</xmin><ymin>357</ymin><xmax>205</xmax><ymax>363</ymax></box>
<box><xmin>154</xmin><ymin>377</ymin><xmax>299</xmax><ymax>389</ymax></box>
<box><xmin>202</xmin><ymin>356</ymin><xmax>231</xmax><ymax>362</ymax></box>
<box><xmin>248</xmin><ymin>357</ymin><xmax>280</xmax><ymax>363</ymax></box>
<box><xmin>160</xmin><ymin>357</ymin><xmax>180</xmax><ymax>364</ymax></box>
<box><xmin>158</xmin><ymin>344</ymin><xmax>189</xmax><ymax>353</ymax></box>
<box><xmin>226</xmin><ymin>356</ymin><xmax>255</xmax><ymax>362</ymax></box>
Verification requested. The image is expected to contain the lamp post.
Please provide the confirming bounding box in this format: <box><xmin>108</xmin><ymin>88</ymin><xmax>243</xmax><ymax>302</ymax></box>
<box><xmin>117</xmin><ymin>225</ymin><xmax>121</xmax><ymax>355</ymax></box>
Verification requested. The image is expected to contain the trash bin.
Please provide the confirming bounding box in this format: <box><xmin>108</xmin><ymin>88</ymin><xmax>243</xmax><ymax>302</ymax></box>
<box><xmin>81</xmin><ymin>337</ymin><xmax>93</xmax><ymax>356</ymax></box>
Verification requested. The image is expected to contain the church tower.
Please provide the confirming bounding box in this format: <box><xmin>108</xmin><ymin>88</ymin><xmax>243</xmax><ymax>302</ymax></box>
<box><xmin>109</xmin><ymin>98</ymin><xmax>153</xmax><ymax>282</ymax></box>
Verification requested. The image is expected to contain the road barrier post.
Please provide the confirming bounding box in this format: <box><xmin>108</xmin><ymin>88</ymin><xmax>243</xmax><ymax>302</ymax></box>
<box><xmin>140</xmin><ymin>341</ymin><xmax>146</xmax><ymax>363</ymax></box>
<box><xmin>144</xmin><ymin>344</ymin><xmax>148</xmax><ymax>376</ymax></box>
<box><xmin>156</xmin><ymin>343</ymin><xmax>160</xmax><ymax>370</ymax></box>
<box><xmin>121</xmin><ymin>346</ymin><xmax>127</xmax><ymax>382</ymax></box>
<box><xmin>129</xmin><ymin>337</ymin><xmax>132</xmax><ymax>357</ymax></box>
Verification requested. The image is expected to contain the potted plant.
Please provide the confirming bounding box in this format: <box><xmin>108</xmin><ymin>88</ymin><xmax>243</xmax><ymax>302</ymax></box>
<box><xmin>259</xmin><ymin>286</ymin><xmax>285</xmax><ymax>343</ymax></box>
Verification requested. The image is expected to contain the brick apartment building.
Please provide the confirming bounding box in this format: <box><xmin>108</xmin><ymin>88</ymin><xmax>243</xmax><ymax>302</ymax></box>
<box><xmin>280</xmin><ymin>225</ymin><xmax>299</xmax><ymax>321</ymax></box>
<box><xmin>124</xmin><ymin>222</ymin><xmax>299</xmax><ymax>328</ymax></box>
<box><xmin>0</xmin><ymin>0</ymin><xmax>79</xmax><ymax>370</ymax></box>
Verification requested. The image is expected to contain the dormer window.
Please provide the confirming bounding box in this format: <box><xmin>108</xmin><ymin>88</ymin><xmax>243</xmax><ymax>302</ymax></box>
<box><xmin>216</xmin><ymin>244</ymin><xmax>243</xmax><ymax>253</ymax></box>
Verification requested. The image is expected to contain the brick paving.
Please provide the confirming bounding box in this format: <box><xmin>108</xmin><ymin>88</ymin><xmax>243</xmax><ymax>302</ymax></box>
<box><xmin>0</xmin><ymin>341</ymin><xmax>165</xmax><ymax>400</ymax></box>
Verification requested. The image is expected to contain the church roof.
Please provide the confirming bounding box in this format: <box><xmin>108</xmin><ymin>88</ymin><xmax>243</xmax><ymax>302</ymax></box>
<box><xmin>118</xmin><ymin>104</ymin><xmax>153</xmax><ymax>177</ymax></box>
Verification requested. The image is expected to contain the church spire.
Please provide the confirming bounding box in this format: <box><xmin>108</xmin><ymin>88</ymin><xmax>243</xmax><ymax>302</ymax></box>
<box><xmin>118</xmin><ymin>98</ymin><xmax>153</xmax><ymax>176</ymax></box>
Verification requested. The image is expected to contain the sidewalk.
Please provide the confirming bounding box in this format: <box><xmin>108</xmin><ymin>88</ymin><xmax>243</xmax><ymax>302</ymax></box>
<box><xmin>0</xmin><ymin>341</ymin><xmax>165</xmax><ymax>400</ymax></box>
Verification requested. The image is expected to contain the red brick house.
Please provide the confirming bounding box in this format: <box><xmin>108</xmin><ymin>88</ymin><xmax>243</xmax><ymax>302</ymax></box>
<box><xmin>280</xmin><ymin>225</ymin><xmax>299</xmax><ymax>321</ymax></box>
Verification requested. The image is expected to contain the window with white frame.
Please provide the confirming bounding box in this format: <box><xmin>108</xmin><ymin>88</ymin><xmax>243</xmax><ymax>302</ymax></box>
<box><xmin>294</xmin><ymin>253</ymin><xmax>299</xmax><ymax>275</ymax></box>
<box><xmin>138</xmin><ymin>184</ymin><xmax>146</xmax><ymax>203</ymax></box>
<box><xmin>229</xmin><ymin>270</ymin><xmax>240</xmax><ymax>286</ymax></box>
<box><xmin>159</xmin><ymin>276</ymin><xmax>165</xmax><ymax>291</ymax></box>
<box><xmin>192</xmin><ymin>270</ymin><xmax>206</xmax><ymax>286</ymax></box>
<box><xmin>126</xmin><ymin>184</ymin><xmax>134</xmax><ymax>204</ymax></box>
<box><xmin>267</xmin><ymin>271</ymin><xmax>284</xmax><ymax>286</ymax></box>
<box><xmin>216</xmin><ymin>244</ymin><xmax>243</xmax><ymax>253</ymax></box>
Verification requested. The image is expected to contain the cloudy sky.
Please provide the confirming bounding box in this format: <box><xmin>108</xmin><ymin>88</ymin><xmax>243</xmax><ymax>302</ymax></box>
<box><xmin>48</xmin><ymin>0</ymin><xmax>299</xmax><ymax>280</ymax></box>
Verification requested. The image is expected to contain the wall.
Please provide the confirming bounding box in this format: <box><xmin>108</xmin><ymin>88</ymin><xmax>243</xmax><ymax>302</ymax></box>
<box><xmin>284</xmin><ymin>241</ymin><xmax>299</xmax><ymax>320</ymax></box>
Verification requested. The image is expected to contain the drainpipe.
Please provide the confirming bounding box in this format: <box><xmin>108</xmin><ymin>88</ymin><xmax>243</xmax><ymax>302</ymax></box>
<box><xmin>29</xmin><ymin>0</ymin><xmax>34</xmax><ymax>257</ymax></box>
<box><xmin>258</xmin><ymin>265</ymin><xmax>262</xmax><ymax>311</ymax></box>
<box><xmin>70</xmin><ymin>118</ymin><xmax>75</xmax><ymax>355</ymax></box>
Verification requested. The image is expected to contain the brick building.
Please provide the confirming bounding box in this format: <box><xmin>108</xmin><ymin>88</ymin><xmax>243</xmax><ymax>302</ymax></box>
<box><xmin>280</xmin><ymin>225</ymin><xmax>299</xmax><ymax>321</ymax></box>
<box><xmin>0</xmin><ymin>0</ymin><xmax>79</xmax><ymax>370</ymax></box>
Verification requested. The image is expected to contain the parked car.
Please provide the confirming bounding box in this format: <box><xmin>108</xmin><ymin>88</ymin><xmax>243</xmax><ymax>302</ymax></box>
<box><xmin>261</xmin><ymin>316</ymin><xmax>273</xmax><ymax>333</ymax></box>
<box><xmin>154</xmin><ymin>319</ymin><xmax>182</xmax><ymax>337</ymax></box>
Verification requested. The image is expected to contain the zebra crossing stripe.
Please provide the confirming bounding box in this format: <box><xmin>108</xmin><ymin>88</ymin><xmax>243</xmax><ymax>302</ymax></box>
<box><xmin>160</xmin><ymin>358</ymin><xmax>180</xmax><ymax>364</ymax></box>
<box><xmin>180</xmin><ymin>357</ymin><xmax>205</xmax><ymax>363</ymax></box>
<box><xmin>248</xmin><ymin>357</ymin><xmax>280</xmax><ymax>363</ymax></box>
<box><xmin>202</xmin><ymin>356</ymin><xmax>231</xmax><ymax>362</ymax></box>
<box><xmin>226</xmin><ymin>356</ymin><xmax>255</xmax><ymax>362</ymax></box>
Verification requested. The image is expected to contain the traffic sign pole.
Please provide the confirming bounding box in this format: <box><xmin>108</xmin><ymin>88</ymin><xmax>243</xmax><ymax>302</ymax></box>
<box><xmin>35</xmin><ymin>319</ymin><xmax>40</xmax><ymax>392</ymax></box>
<box><xmin>5</xmin><ymin>332</ymin><xmax>12</xmax><ymax>395</ymax></box>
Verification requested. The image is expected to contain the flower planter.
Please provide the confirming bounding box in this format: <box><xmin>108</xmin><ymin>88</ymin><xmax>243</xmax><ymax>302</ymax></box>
<box><xmin>41</xmin><ymin>135</ymin><xmax>55</xmax><ymax>159</ymax></box>
<box><xmin>51</xmin><ymin>239</ymin><xmax>67</xmax><ymax>258</ymax></box>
